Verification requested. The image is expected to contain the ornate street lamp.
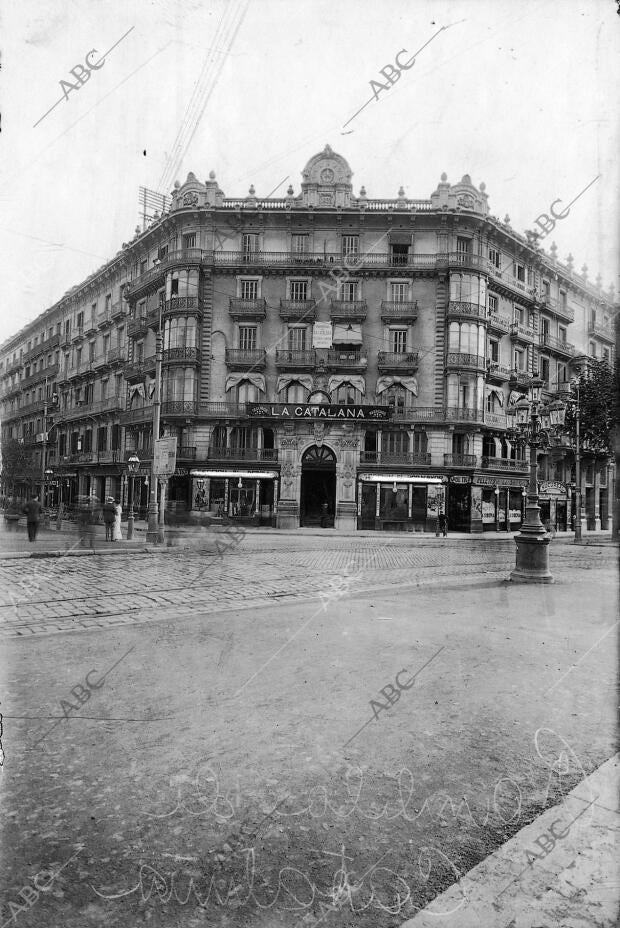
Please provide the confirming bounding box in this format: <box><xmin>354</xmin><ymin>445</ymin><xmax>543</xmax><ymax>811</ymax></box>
<box><xmin>507</xmin><ymin>378</ymin><xmax>566</xmax><ymax>583</ymax></box>
<box><xmin>127</xmin><ymin>454</ymin><xmax>140</xmax><ymax>541</ymax></box>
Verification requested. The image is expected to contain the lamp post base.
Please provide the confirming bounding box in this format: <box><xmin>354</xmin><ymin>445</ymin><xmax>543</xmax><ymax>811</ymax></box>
<box><xmin>510</xmin><ymin>531</ymin><xmax>554</xmax><ymax>583</ymax></box>
<box><xmin>146</xmin><ymin>501</ymin><xmax>162</xmax><ymax>544</ymax></box>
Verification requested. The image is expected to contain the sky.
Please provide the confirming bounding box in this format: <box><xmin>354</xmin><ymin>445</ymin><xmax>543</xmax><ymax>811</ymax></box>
<box><xmin>0</xmin><ymin>0</ymin><xmax>618</xmax><ymax>346</ymax></box>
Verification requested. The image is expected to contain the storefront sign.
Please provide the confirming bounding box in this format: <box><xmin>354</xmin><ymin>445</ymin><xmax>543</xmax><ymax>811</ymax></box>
<box><xmin>174</xmin><ymin>467</ymin><xmax>189</xmax><ymax>476</ymax></box>
<box><xmin>359</xmin><ymin>473</ymin><xmax>446</xmax><ymax>483</ymax></box>
<box><xmin>191</xmin><ymin>470</ymin><xmax>279</xmax><ymax>479</ymax></box>
<box><xmin>539</xmin><ymin>481</ymin><xmax>568</xmax><ymax>496</ymax></box>
<box><xmin>312</xmin><ymin>322</ymin><xmax>333</xmax><ymax>348</ymax></box>
<box><xmin>450</xmin><ymin>476</ymin><xmax>472</xmax><ymax>484</ymax></box>
<box><xmin>248</xmin><ymin>403</ymin><xmax>392</xmax><ymax>421</ymax></box>
<box><xmin>474</xmin><ymin>475</ymin><xmax>528</xmax><ymax>489</ymax></box>
<box><xmin>482</xmin><ymin>501</ymin><xmax>496</xmax><ymax>523</ymax></box>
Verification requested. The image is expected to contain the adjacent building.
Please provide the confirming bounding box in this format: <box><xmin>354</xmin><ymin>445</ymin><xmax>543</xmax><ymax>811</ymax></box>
<box><xmin>1</xmin><ymin>146</ymin><xmax>616</xmax><ymax>532</ymax></box>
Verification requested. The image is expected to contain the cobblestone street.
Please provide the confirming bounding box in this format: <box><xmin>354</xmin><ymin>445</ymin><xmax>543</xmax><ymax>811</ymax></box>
<box><xmin>0</xmin><ymin>536</ymin><xmax>618</xmax><ymax>928</ymax></box>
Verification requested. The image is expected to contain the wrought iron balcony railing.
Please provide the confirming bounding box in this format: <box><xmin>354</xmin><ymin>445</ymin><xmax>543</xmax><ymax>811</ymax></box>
<box><xmin>275</xmin><ymin>349</ymin><xmax>317</xmax><ymax>369</ymax></box>
<box><xmin>444</xmin><ymin>453</ymin><xmax>477</xmax><ymax>467</ymax></box>
<box><xmin>360</xmin><ymin>451</ymin><xmax>431</xmax><ymax>466</ymax></box>
<box><xmin>206</xmin><ymin>446</ymin><xmax>279</xmax><ymax>462</ymax></box>
<box><xmin>447</xmin><ymin>301</ymin><xmax>487</xmax><ymax>320</ymax></box>
<box><xmin>482</xmin><ymin>456</ymin><xmax>529</xmax><ymax>472</ymax></box>
<box><xmin>445</xmin><ymin>352</ymin><xmax>486</xmax><ymax>370</ymax></box>
<box><xmin>229</xmin><ymin>298</ymin><xmax>267</xmax><ymax>319</ymax></box>
<box><xmin>377</xmin><ymin>351</ymin><xmax>419</xmax><ymax>370</ymax></box>
<box><xmin>225</xmin><ymin>348</ymin><xmax>266</xmax><ymax>369</ymax></box>
<box><xmin>380</xmin><ymin>301</ymin><xmax>418</xmax><ymax>321</ymax></box>
<box><xmin>279</xmin><ymin>299</ymin><xmax>317</xmax><ymax>322</ymax></box>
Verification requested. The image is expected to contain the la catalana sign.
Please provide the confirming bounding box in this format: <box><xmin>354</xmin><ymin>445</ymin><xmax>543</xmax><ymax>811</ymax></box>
<box><xmin>248</xmin><ymin>403</ymin><xmax>392</xmax><ymax>421</ymax></box>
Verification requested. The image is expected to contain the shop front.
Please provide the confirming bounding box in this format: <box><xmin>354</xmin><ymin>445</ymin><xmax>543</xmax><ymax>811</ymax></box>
<box><xmin>472</xmin><ymin>475</ymin><xmax>529</xmax><ymax>532</ymax></box>
<box><xmin>357</xmin><ymin>474</ymin><xmax>447</xmax><ymax>532</ymax></box>
<box><xmin>190</xmin><ymin>469</ymin><xmax>279</xmax><ymax>525</ymax></box>
<box><xmin>538</xmin><ymin>481</ymin><xmax>570</xmax><ymax>531</ymax></box>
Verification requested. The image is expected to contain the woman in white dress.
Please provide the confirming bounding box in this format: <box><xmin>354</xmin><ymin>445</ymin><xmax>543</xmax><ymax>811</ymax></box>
<box><xmin>112</xmin><ymin>501</ymin><xmax>123</xmax><ymax>541</ymax></box>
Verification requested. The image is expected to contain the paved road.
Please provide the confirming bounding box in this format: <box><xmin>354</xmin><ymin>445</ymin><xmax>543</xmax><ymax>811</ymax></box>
<box><xmin>0</xmin><ymin>537</ymin><xmax>617</xmax><ymax>928</ymax></box>
<box><xmin>0</xmin><ymin>535</ymin><xmax>614</xmax><ymax>639</ymax></box>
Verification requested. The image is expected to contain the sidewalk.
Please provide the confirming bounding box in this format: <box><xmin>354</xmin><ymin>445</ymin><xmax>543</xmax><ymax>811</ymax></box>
<box><xmin>401</xmin><ymin>752</ymin><xmax>619</xmax><ymax>928</ymax></box>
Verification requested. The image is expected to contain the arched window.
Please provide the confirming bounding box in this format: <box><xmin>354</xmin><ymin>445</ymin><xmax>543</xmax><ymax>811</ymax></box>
<box><xmin>237</xmin><ymin>380</ymin><xmax>260</xmax><ymax>403</ymax></box>
<box><xmin>285</xmin><ymin>381</ymin><xmax>309</xmax><ymax>404</ymax></box>
<box><xmin>332</xmin><ymin>381</ymin><xmax>363</xmax><ymax>405</ymax></box>
<box><xmin>383</xmin><ymin>384</ymin><xmax>408</xmax><ymax>410</ymax></box>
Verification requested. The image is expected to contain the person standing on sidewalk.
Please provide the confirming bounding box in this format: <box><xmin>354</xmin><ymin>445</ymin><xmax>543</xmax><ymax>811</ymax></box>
<box><xmin>22</xmin><ymin>496</ymin><xmax>42</xmax><ymax>542</ymax></box>
<box><xmin>103</xmin><ymin>496</ymin><xmax>116</xmax><ymax>541</ymax></box>
<box><xmin>438</xmin><ymin>512</ymin><xmax>448</xmax><ymax>537</ymax></box>
<box><xmin>112</xmin><ymin>500</ymin><xmax>123</xmax><ymax>541</ymax></box>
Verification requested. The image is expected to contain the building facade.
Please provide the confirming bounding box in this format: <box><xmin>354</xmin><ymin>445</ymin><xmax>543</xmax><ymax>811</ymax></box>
<box><xmin>1</xmin><ymin>146</ymin><xmax>616</xmax><ymax>532</ymax></box>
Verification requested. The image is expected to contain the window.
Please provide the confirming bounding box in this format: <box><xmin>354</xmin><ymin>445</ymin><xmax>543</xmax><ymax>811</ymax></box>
<box><xmin>333</xmin><ymin>382</ymin><xmax>363</xmax><ymax>405</ymax></box>
<box><xmin>288</xmin><ymin>327</ymin><xmax>307</xmax><ymax>351</ymax></box>
<box><xmin>101</xmin><ymin>379</ymin><xmax>108</xmax><ymax>400</ymax></box>
<box><xmin>84</xmin><ymin>383</ymin><xmax>94</xmax><ymax>404</ymax></box>
<box><xmin>541</xmin><ymin>317</ymin><xmax>550</xmax><ymax>337</ymax></box>
<box><xmin>514</xmin><ymin>349</ymin><xmax>525</xmax><ymax>371</ymax></box>
<box><xmin>83</xmin><ymin>430</ymin><xmax>92</xmax><ymax>453</ymax></box>
<box><xmin>390</xmin><ymin>282</ymin><xmax>408</xmax><ymax>302</ymax></box>
<box><xmin>589</xmin><ymin>341</ymin><xmax>596</xmax><ymax>357</ymax></box>
<box><xmin>560</xmin><ymin>290</ymin><xmax>567</xmax><ymax>310</ymax></box>
<box><xmin>456</xmin><ymin>236</ymin><xmax>471</xmax><ymax>255</ymax></box>
<box><xmin>65</xmin><ymin>319</ymin><xmax>70</xmax><ymax>335</ymax></box>
<box><xmin>342</xmin><ymin>235</ymin><xmax>359</xmax><ymax>256</ymax></box>
<box><xmin>558</xmin><ymin>326</ymin><xmax>567</xmax><ymax>344</ymax></box>
<box><xmin>602</xmin><ymin>347</ymin><xmax>610</xmax><ymax>363</ymax></box>
<box><xmin>140</xmin><ymin>259</ymin><xmax>147</xmax><ymax>274</ymax></box>
<box><xmin>489</xmin><ymin>247</ymin><xmax>501</xmax><ymax>268</ymax></box>
<box><xmin>242</xmin><ymin>233</ymin><xmax>259</xmax><ymax>254</ymax></box>
<box><xmin>97</xmin><ymin>426</ymin><xmax>107</xmax><ymax>451</ymax></box>
<box><xmin>589</xmin><ymin>308</ymin><xmax>597</xmax><ymax>326</ymax></box>
<box><xmin>514</xmin><ymin>262</ymin><xmax>525</xmax><ymax>282</ymax></box>
<box><xmin>284</xmin><ymin>381</ymin><xmax>309</xmax><ymax>404</ymax></box>
<box><xmin>237</xmin><ymin>380</ymin><xmax>260</xmax><ymax>403</ymax></box>
<box><xmin>77</xmin><ymin>312</ymin><xmax>84</xmax><ymax>330</ymax></box>
<box><xmin>89</xmin><ymin>341</ymin><xmax>95</xmax><ymax>361</ymax></box>
<box><xmin>558</xmin><ymin>363</ymin><xmax>567</xmax><ymax>383</ymax></box>
<box><xmin>540</xmin><ymin>357</ymin><xmax>550</xmax><ymax>383</ymax></box>
<box><xmin>383</xmin><ymin>385</ymin><xmax>407</xmax><ymax>410</ymax></box>
<box><xmin>390</xmin><ymin>243</ymin><xmax>409</xmax><ymax>265</ymax></box>
<box><xmin>290</xmin><ymin>280</ymin><xmax>308</xmax><ymax>301</ymax></box>
<box><xmin>383</xmin><ymin>430</ymin><xmax>409</xmax><ymax>454</ymax></box>
<box><xmin>105</xmin><ymin>294</ymin><xmax>111</xmax><ymax>311</ymax></box>
<box><xmin>111</xmin><ymin>424</ymin><xmax>121</xmax><ymax>450</ymax></box>
<box><xmin>239</xmin><ymin>326</ymin><xmax>257</xmax><ymax>350</ymax></box>
<box><xmin>76</xmin><ymin>348</ymin><xmax>82</xmax><ymax>366</ymax></box>
<box><xmin>489</xmin><ymin>339</ymin><xmax>499</xmax><ymax>363</ymax></box>
<box><xmin>240</xmin><ymin>279</ymin><xmax>258</xmax><ymax>300</ymax></box>
<box><xmin>136</xmin><ymin>342</ymin><xmax>144</xmax><ymax>362</ymax></box>
<box><xmin>292</xmin><ymin>234</ymin><xmax>308</xmax><ymax>254</ymax></box>
<box><xmin>390</xmin><ymin>329</ymin><xmax>408</xmax><ymax>353</ymax></box>
<box><xmin>513</xmin><ymin>305</ymin><xmax>524</xmax><ymax>324</ymax></box>
<box><xmin>341</xmin><ymin>281</ymin><xmax>358</xmax><ymax>301</ymax></box>
<box><xmin>182</xmin><ymin>233</ymin><xmax>196</xmax><ymax>250</ymax></box>
<box><xmin>488</xmin><ymin>294</ymin><xmax>498</xmax><ymax>314</ymax></box>
<box><xmin>170</xmin><ymin>278</ymin><xmax>179</xmax><ymax>296</ymax></box>
<box><xmin>543</xmin><ymin>279</ymin><xmax>550</xmax><ymax>297</ymax></box>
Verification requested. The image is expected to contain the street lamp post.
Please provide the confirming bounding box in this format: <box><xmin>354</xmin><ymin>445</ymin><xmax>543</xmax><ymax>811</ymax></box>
<box><xmin>146</xmin><ymin>296</ymin><xmax>163</xmax><ymax>543</ymax></box>
<box><xmin>127</xmin><ymin>454</ymin><xmax>140</xmax><ymax>540</ymax></box>
<box><xmin>507</xmin><ymin>378</ymin><xmax>566</xmax><ymax>583</ymax></box>
<box><xmin>573</xmin><ymin>380</ymin><xmax>583</xmax><ymax>544</ymax></box>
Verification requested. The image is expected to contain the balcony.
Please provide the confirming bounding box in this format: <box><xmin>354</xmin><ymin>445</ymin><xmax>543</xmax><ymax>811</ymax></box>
<box><xmin>177</xmin><ymin>445</ymin><xmax>197</xmax><ymax>460</ymax></box>
<box><xmin>326</xmin><ymin>349</ymin><xmax>367</xmax><ymax>371</ymax></box>
<box><xmin>106</xmin><ymin>347</ymin><xmax>126</xmax><ymax>367</ymax></box>
<box><xmin>486</xmin><ymin>264</ymin><xmax>536</xmax><ymax>300</ymax></box>
<box><xmin>444</xmin><ymin>407</ymin><xmax>485</xmax><ymax>424</ymax></box>
<box><xmin>225</xmin><ymin>348</ymin><xmax>266</xmax><ymax>370</ymax></box>
<box><xmin>510</xmin><ymin>322</ymin><xmax>537</xmax><ymax>344</ymax></box>
<box><xmin>162</xmin><ymin>346</ymin><xmax>201</xmax><ymax>364</ymax></box>
<box><xmin>20</xmin><ymin>363</ymin><xmax>60</xmax><ymax>390</ymax></box>
<box><xmin>60</xmin><ymin>396</ymin><xmax>125</xmax><ymax>422</ymax></box>
<box><xmin>164</xmin><ymin>296</ymin><xmax>203</xmax><ymax>317</ymax></box>
<box><xmin>206</xmin><ymin>446</ymin><xmax>279</xmax><ymax>462</ymax></box>
<box><xmin>330</xmin><ymin>300</ymin><xmax>367</xmax><ymax>321</ymax></box>
<box><xmin>95</xmin><ymin>450</ymin><xmax>122</xmax><ymax>464</ymax></box>
<box><xmin>71</xmin><ymin>326</ymin><xmax>85</xmax><ymax>344</ymax></box>
<box><xmin>84</xmin><ymin>318</ymin><xmax>98</xmax><ymax>336</ymax></box>
<box><xmin>120</xmin><ymin>404</ymin><xmax>154</xmax><ymax>426</ymax></box>
<box><xmin>536</xmin><ymin>294</ymin><xmax>574</xmax><ymax>322</ymax></box>
<box><xmin>110</xmin><ymin>301</ymin><xmax>125</xmax><ymax>320</ymax></box>
<box><xmin>213</xmin><ymin>251</ymin><xmax>439</xmax><ymax>270</ymax></box>
<box><xmin>279</xmin><ymin>300</ymin><xmax>317</xmax><ymax>322</ymax></box>
<box><xmin>508</xmin><ymin>370</ymin><xmax>532</xmax><ymax>388</ymax></box>
<box><xmin>68</xmin><ymin>360</ymin><xmax>95</xmax><ymax>381</ymax></box>
<box><xmin>97</xmin><ymin>309</ymin><xmax>113</xmax><ymax>329</ymax></box>
<box><xmin>360</xmin><ymin>451</ymin><xmax>431</xmax><ymax>466</ymax></box>
<box><xmin>377</xmin><ymin>351</ymin><xmax>419</xmax><ymax>371</ymax></box>
<box><xmin>199</xmin><ymin>401</ymin><xmax>250</xmax><ymax>418</ymax></box>
<box><xmin>6</xmin><ymin>358</ymin><xmax>23</xmax><ymax>374</ymax></box>
<box><xmin>486</xmin><ymin>362</ymin><xmax>512</xmax><ymax>383</ymax></box>
<box><xmin>125</xmin><ymin>248</ymin><xmax>208</xmax><ymax>298</ymax></box>
<box><xmin>380</xmin><ymin>301</ymin><xmax>418</xmax><ymax>322</ymax></box>
<box><xmin>482</xmin><ymin>456</ymin><xmax>529</xmax><ymax>472</ymax></box>
<box><xmin>486</xmin><ymin>313</ymin><xmax>511</xmax><ymax>336</ymax></box>
<box><xmin>444</xmin><ymin>453</ymin><xmax>477</xmax><ymax>468</ymax></box>
<box><xmin>446</xmin><ymin>252</ymin><xmax>488</xmax><ymax>273</ymax></box>
<box><xmin>22</xmin><ymin>334</ymin><xmax>61</xmax><ymax>364</ymax></box>
<box><xmin>445</xmin><ymin>352</ymin><xmax>486</xmax><ymax>371</ymax></box>
<box><xmin>275</xmin><ymin>349</ymin><xmax>317</xmax><ymax>371</ymax></box>
<box><xmin>128</xmin><ymin>315</ymin><xmax>148</xmax><ymax>338</ymax></box>
<box><xmin>229</xmin><ymin>298</ymin><xmax>267</xmax><ymax>319</ymax></box>
<box><xmin>539</xmin><ymin>333</ymin><xmax>575</xmax><ymax>357</ymax></box>
<box><xmin>161</xmin><ymin>400</ymin><xmax>199</xmax><ymax>417</ymax></box>
<box><xmin>447</xmin><ymin>301</ymin><xmax>487</xmax><ymax>321</ymax></box>
<box><xmin>124</xmin><ymin>355</ymin><xmax>156</xmax><ymax>381</ymax></box>
<box><xmin>588</xmin><ymin>320</ymin><xmax>615</xmax><ymax>343</ymax></box>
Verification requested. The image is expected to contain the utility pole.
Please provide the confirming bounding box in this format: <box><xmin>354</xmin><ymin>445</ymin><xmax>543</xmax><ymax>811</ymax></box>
<box><xmin>40</xmin><ymin>377</ymin><xmax>48</xmax><ymax>503</ymax></box>
<box><xmin>574</xmin><ymin>380</ymin><xmax>582</xmax><ymax>543</ymax></box>
<box><xmin>146</xmin><ymin>299</ymin><xmax>163</xmax><ymax>542</ymax></box>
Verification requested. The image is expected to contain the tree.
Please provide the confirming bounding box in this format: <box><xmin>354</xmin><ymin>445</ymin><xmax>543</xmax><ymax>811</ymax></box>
<box><xmin>563</xmin><ymin>359</ymin><xmax>615</xmax><ymax>456</ymax></box>
<box><xmin>0</xmin><ymin>439</ymin><xmax>40</xmax><ymax>497</ymax></box>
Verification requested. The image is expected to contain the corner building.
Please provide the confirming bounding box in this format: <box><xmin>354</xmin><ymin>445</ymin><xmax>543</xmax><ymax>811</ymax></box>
<box><xmin>1</xmin><ymin>146</ymin><xmax>616</xmax><ymax>532</ymax></box>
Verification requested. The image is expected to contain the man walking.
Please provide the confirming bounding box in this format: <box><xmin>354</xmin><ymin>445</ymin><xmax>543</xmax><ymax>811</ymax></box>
<box><xmin>23</xmin><ymin>496</ymin><xmax>43</xmax><ymax>542</ymax></box>
<box><xmin>103</xmin><ymin>496</ymin><xmax>116</xmax><ymax>541</ymax></box>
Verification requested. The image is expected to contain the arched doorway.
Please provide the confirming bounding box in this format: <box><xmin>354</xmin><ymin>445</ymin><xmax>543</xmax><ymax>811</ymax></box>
<box><xmin>300</xmin><ymin>445</ymin><xmax>336</xmax><ymax>527</ymax></box>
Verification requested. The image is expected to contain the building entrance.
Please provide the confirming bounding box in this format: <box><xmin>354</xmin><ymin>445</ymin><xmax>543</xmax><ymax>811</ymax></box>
<box><xmin>300</xmin><ymin>445</ymin><xmax>336</xmax><ymax>527</ymax></box>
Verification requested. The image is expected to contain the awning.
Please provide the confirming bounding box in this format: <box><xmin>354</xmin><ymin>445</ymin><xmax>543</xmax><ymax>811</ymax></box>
<box><xmin>485</xmin><ymin>385</ymin><xmax>505</xmax><ymax>407</ymax></box>
<box><xmin>328</xmin><ymin>375</ymin><xmax>366</xmax><ymax>395</ymax></box>
<box><xmin>388</xmin><ymin>232</ymin><xmax>413</xmax><ymax>245</ymax></box>
<box><xmin>376</xmin><ymin>375</ymin><xmax>418</xmax><ymax>396</ymax></box>
<box><xmin>332</xmin><ymin>323</ymin><xmax>362</xmax><ymax>344</ymax></box>
<box><xmin>128</xmin><ymin>383</ymin><xmax>145</xmax><ymax>400</ymax></box>
<box><xmin>225</xmin><ymin>373</ymin><xmax>266</xmax><ymax>392</ymax></box>
<box><xmin>358</xmin><ymin>473</ymin><xmax>446</xmax><ymax>483</ymax></box>
<box><xmin>191</xmin><ymin>470</ymin><xmax>279</xmax><ymax>479</ymax></box>
<box><xmin>277</xmin><ymin>374</ymin><xmax>314</xmax><ymax>394</ymax></box>
<box><xmin>145</xmin><ymin>375</ymin><xmax>156</xmax><ymax>399</ymax></box>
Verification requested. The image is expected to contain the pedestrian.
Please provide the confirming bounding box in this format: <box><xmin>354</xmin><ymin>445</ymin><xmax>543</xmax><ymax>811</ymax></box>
<box><xmin>22</xmin><ymin>496</ymin><xmax>43</xmax><ymax>542</ymax></box>
<box><xmin>438</xmin><ymin>512</ymin><xmax>448</xmax><ymax>537</ymax></box>
<box><xmin>103</xmin><ymin>496</ymin><xmax>116</xmax><ymax>541</ymax></box>
<box><xmin>113</xmin><ymin>500</ymin><xmax>123</xmax><ymax>541</ymax></box>
<box><xmin>320</xmin><ymin>501</ymin><xmax>329</xmax><ymax>528</ymax></box>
